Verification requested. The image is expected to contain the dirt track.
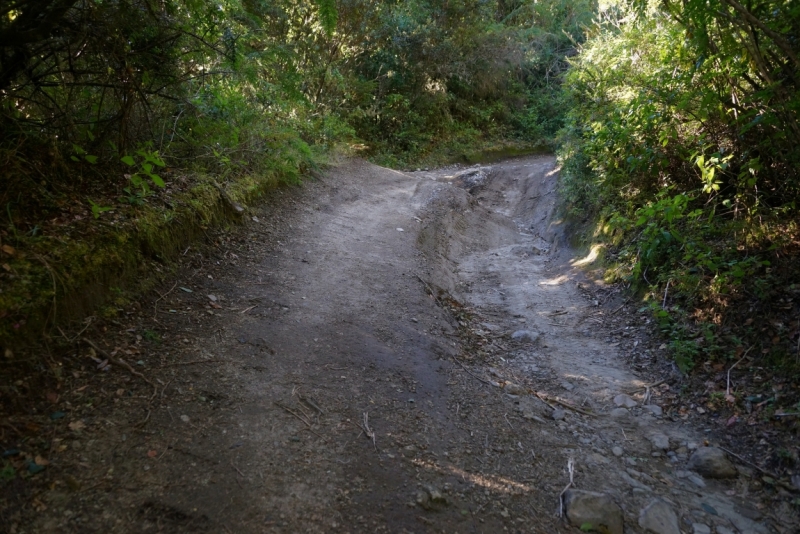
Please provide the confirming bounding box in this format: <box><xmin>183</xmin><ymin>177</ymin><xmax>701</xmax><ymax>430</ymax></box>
<box><xmin>24</xmin><ymin>157</ymin><xmax>779</xmax><ymax>533</ymax></box>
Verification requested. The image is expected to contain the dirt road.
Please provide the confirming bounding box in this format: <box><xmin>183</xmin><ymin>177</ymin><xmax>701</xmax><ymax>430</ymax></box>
<box><xmin>27</xmin><ymin>157</ymin><xmax>776</xmax><ymax>533</ymax></box>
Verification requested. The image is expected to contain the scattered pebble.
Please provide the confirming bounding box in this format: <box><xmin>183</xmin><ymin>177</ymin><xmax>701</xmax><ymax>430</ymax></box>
<box><xmin>180</xmin><ymin>415</ymin><xmax>190</xmax><ymax>423</ymax></box>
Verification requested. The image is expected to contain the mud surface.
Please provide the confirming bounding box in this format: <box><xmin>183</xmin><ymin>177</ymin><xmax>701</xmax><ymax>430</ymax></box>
<box><xmin>17</xmin><ymin>157</ymin><xmax>784</xmax><ymax>533</ymax></box>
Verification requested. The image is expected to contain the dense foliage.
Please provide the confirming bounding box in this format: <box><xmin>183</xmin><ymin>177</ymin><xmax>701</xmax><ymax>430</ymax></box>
<box><xmin>0</xmin><ymin>0</ymin><xmax>592</xmax><ymax>338</ymax></box>
<box><xmin>561</xmin><ymin>0</ymin><xmax>800</xmax><ymax>370</ymax></box>
<box><xmin>5</xmin><ymin>0</ymin><xmax>799</xmax><ymax>373</ymax></box>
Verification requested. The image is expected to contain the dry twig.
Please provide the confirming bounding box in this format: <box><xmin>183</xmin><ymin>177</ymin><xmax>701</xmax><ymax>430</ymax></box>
<box><xmin>153</xmin><ymin>281</ymin><xmax>178</xmax><ymax>320</ymax></box>
<box><xmin>727</xmin><ymin>346</ymin><xmax>753</xmax><ymax>396</ymax></box>
<box><xmin>536</xmin><ymin>392</ymin><xmax>595</xmax><ymax>417</ymax></box>
<box><xmin>274</xmin><ymin>401</ymin><xmax>324</xmax><ymax>439</ymax></box>
<box><xmin>452</xmin><ymin>356</ymin><xmax>493</xmax><ymax>386</ymax></box>
<box><xmin>81</xmin><ymin>338</ymin><xmax>155</xmax><ymax>390</ymax></box>
<box><xmin>625</xmin><ymin>379</ymin><xmax>668</xmax><ymax>395</ymax></box>
<box><xmin>361</xmin><ymin>412</ymin><xmax>377</xmax><ymax>452</ymax></box>
<box><xmin>156</xmin><ymin>360</ymin><xmax>229</xmax><ymax>368</ymax></box>
<box><xmin>558</xmin><ymin>458</ymin><xmax>575</xmax><ymax>517</ymax></box>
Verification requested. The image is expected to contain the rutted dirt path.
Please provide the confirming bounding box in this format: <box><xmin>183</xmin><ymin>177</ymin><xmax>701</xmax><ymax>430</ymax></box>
<box><xmin>24</xmin><ymin>157</ymin><xmax>777</xmax><ymax>533</ymax></box>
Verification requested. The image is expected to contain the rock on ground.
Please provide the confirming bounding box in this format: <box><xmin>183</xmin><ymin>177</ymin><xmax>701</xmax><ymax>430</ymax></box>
<box><xmin>610</xmin><ymin>407</ymin><xmax>629</xmax><ymax>418</ymax></box>
<box><xmin>648</xmin><ymin>433</ymin><xmax>670</xmax><ymax>451</ymax></box>
<box><xmin>687</xmin><ymin>447</ymin><xmax>737</xmax><ymax>479</ymax></box>
<box><xmin>613</xmin><ymin>394</ymin><xmax>637</xmax><ymax>408</ymax></box>
<box><xmin>564</xmin><ymin>490</ymin><xmax>623</xmax><ymax>534</ymax></box>
<box><xmin>643</xmin><ymin>404</ymin><xmax>663</xmax><ymax>416</ymax></box>
<box><xmin>511</xmin><ymin>329</ymin><xmax>540</xmax><ymax>343</ymax></box>
<box><xmin>638</xmin><ymin>498</ymin><xmax>680</xmax><ymax>534</ymax></box>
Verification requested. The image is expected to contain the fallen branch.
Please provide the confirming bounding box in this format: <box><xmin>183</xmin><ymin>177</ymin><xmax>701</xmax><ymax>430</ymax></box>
<box><xmin>533</xmin><ymin>392</ymin><xmax>558</xmax><ymax>411</ymax></box>
<box><xmin>624</xmin><ymin>379</ymin><xmax>668</xmax><ymax>395</ymax></box>
<box><xmin>558</xmin><ymin>458</ymin><xmax>575</xmax><ymax>518</ymax></box>
<box><xmin>274</xmin><ymin>401</ymin><xmax>323</xmax><ymax>439</ymax></box>
<box><xmin>362</xmin><ymin>412</ymin><xmax>377</xmax><ymax>452</ymax></box>
<box><xmin>610</xmin><ymin>298</ymin><xmax>630</xmax><ymax>315</ymax></box>
<box><xmin>81</xmin><ymin>338</ymin><xmax>155</xmax><ymax>390</ymax></box>
<box><xmin>415</xmin><ymin>274</ymin><xmax>444</xmax><ymax>307</ymax></box>
<box><xmin>537</xmin><ymin>392</ymin><xmax>596</xmax><ymax>417</ymax></box>
<box><xmin>156</xmin><ymin>359</ymin><xmax>229</xmax><ymax>368</ymax></box>
<box><xmin>727</xmin><ymin>346</ymin><xmax>753</xmax><ymax>396</ymax></box>
<box><xmin>451</xmin><ymin>356</ymin><xmax>494</xmax><ymax>386</ymax></box>
<box><xmin>718</xmin><ymin>446</ymin><xmax>776</xmax><ymax>479</ymax></box>
<box><xmin>153</xmin><ymin>281</ymin><xmax>178</xmax><ymax>320</ymax></box>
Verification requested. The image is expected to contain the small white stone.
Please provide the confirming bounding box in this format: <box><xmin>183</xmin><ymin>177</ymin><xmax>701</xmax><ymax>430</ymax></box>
<box><xmin>613</xmin><ymin>394</ymin><xmax>638</xmax><ymax>408</ymax></box>
<box><xmin>180</xmin><ymin>415</ymin><xmax>190</xmax><ymax>423</ymax></box>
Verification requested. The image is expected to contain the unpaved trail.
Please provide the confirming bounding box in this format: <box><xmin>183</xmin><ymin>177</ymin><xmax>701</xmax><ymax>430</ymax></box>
<box><xmin>30</xmin><ymin>157</ymin><xmax>776</xmax><ymax>533</ymax></box>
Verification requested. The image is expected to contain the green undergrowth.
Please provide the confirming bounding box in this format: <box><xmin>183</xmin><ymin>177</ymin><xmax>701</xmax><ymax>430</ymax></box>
<box><xmin>0</xmin><ymin>160</ymin><xmax>322</xmax><ymax>346</ymax></box>
<box><xmin>558</xmin><ymin>1</ymin><xmax>800</xmax><ymax>376</ymax></box>
<box><xmin>370</xmin><ymin>132</ymin><xmax>549</xmax><ymax>170</ymax></box>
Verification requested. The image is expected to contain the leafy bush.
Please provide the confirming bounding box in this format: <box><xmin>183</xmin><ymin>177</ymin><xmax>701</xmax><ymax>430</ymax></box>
<box><xmin>560</xmin><ymin>0</ymin><xmax>800</xmax><ymax>369</ymax></box>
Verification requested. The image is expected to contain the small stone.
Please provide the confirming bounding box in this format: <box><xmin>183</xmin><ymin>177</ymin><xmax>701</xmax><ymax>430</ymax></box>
<box><xmin>504</xmin><ymin>382</ymin><xmax>526</xmax><ymax>396</ymax></box>
<box><xmin>622</xmin><ymin>472</ymin><xmax>652</xmax><ymax>491</ymax></box>
<box><xmin>564</xmin><ymin>490</ymin><xmax>624</xmax><ymax>534</ymax></box>
<box><xmin>643</xmin><ymin>404</ymin><xmax>663</xmax><ymax>416</ymax></box>
<box><xmin>416</xmin><ymin>486</ymin><xmax>447</xmax><ymax>510</ymax></box>
<box><xmin>551</xmin><ymin>409</ymin><xmax>566</xmax><ymax>420</ymax></box>
<box><xmin>610</xmin><ymin>408</ymin><xmax>630</xmax><ymax>418</ymax></box>
<box><xmin>614</xmin><ymin>394</ymin><xmax>638</xmax><ymax>408</ymax></box>
<box><xmin>612</xmin><ymin>446</ymin><xmax>624</xmax><ymax>457</ymax></box>
<box><xmin>687</xmin><ymin>447</ymin><xmax>737</xmax><ymax>479</ymax></box>
<box><xmin>649</xmin><ymin>433</ymin><xmax>670</xmax><ymax>451</ymax></box>
<box><xmin>180</xmin><ymin>415</ymin><xmax>190</xmax><ymax>423</ymax></box>
<box><xmin>561</xmin><ymin>381</ymin><xmax>575</xmax><ymax>391</ymax></box>
<box><xmin>692</xmin><ymin>523</ymin><xmax>711</xmax><ymax>534</ymax></box>
<box><xmin>715</xmin><ymin>527</ymin><xmax>735</xmax><ymax>534</ymax></box>
<box><xmin>638</xmin><ymin>498</ymin><xmax>680</xmax><ymax>534</ymax></box>
<box><xmin>511</xmin><ymin>330</ymin><xmax>540</xmax><ymax>343</ymax></box>
<box><xmin>687</xmin><ymin>441</ymin><xmax>699</xmax><ymax>450</ymax></box>
<box><xmin>687</xmin><ymin>474</ymin><xmax>706</xmax><ymax>487</ymax></box>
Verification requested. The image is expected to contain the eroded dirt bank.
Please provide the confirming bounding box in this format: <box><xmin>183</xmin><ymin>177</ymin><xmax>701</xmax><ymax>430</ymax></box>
<box><xmin>15</xmin><ymin>157</ymin><xmax>785</xmax><ymax>533</ymax></box>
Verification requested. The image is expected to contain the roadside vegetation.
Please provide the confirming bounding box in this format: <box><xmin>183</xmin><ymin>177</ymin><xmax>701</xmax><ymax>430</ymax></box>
<box><xmin>0</xmin><ymin>0</ymin><xmax>591</xmax><ymax>342</ymax></box>
<box><xmin>559</xmin><ymin>0</ymin><xmax>800</xmax><ymax>378</ymax></box>
<box><xmin>1</xmin><ymin>0</ymin><xmax>799</xmax><ymax>405</ymax></box>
